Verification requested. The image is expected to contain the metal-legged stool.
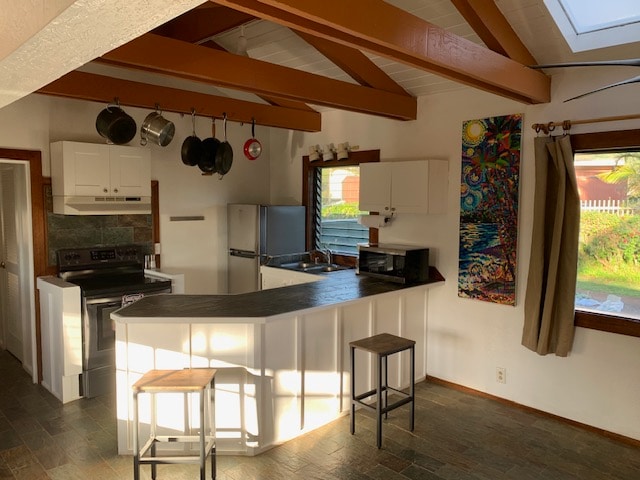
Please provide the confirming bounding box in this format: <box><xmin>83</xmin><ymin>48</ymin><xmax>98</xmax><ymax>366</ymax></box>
<box><xmin>350</xmin><ymin>333</ymin><xmax>415</xmax><ymax>448</ymax></box>
<box><xmin>132</xmin><ymin>368</ymin><xmax>217</xmax><ymax>480</ymax></box>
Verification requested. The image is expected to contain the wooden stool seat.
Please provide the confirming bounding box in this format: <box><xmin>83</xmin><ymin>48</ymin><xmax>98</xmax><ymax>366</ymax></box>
<box><xmin>132</xmin><ymin>368</ymin><xmax>217</xmax><ymax>480</ymax></box>
<box><xmin>350</xmin><ymin>333</ymin><xmax>415</xmax><ymax>448</ymax></box>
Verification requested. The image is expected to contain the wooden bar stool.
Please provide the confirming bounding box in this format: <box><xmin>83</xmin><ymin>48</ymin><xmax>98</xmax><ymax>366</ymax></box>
<box><xmin>132</xmin><ymin>368</ymin><xmax>217</xmax><ymax>480</ymax></box>
<box><xmin>349</xmin><ymin>333</ymin><xmax>415</xmax><ymax>448</ymax></box>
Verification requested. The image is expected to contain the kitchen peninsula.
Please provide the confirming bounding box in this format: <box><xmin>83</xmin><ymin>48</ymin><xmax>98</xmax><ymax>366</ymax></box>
<box><xmin>112</xmin><ymin>268</ymin><xmax>444</xmax><ymax>456</ymax></box>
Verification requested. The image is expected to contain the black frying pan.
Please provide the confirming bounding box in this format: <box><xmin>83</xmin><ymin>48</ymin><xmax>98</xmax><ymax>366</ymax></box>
<box><xmin>198</xmin><ymin>119</ymin><xmax>220</xmax><ymax>174</ymax></box>
<box><xmin>215</xmin><ymin>113</ymin><xmax>233</xmax><ymax>177</ymax></box>
<box><xmin>181</xmin><ymin>110</ymin><xmax>203</xmax><ymax>166</ymax></box>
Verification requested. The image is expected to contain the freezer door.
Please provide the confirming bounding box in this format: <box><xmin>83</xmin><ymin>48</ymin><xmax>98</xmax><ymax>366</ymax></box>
<box><xmin>228</xmin><ymin>252</ymin><xmax>259</xmax><ymax>293</ymax></box>
<box><xmin>228</xmin><ymin>204</ymin><xmax>259</xmax><ymax>252</ymax></box>
<box><xmin>259</xmin><ymin>205</ymin><xmax>306</xmax><ymax>256</ymax></box>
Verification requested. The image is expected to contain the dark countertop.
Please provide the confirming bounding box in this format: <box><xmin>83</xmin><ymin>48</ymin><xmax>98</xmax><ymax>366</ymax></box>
<box><xmin>112</xmin><ymin>267</ymin><xmax>444</xmax><ymax>324</ymax></box>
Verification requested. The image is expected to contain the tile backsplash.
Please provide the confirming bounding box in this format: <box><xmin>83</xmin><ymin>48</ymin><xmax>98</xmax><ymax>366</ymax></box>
<box><xmin>45</xmin><ymin>185</ymin><xmax>153</xmax><ymax>266</ymax></box>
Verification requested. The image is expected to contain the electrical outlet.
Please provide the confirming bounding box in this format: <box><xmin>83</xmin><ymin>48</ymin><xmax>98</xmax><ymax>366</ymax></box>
<box><xmin>496</xmin><ymin>367</ymin><xmax>506</xmax><ymax>384</ymax></box>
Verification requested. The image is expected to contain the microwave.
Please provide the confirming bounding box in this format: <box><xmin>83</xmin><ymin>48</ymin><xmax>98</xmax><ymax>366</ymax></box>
<box><xmin>357</xmin><ymin>243</ymin><xmax>430</xmax><ymax>284</ymax></box>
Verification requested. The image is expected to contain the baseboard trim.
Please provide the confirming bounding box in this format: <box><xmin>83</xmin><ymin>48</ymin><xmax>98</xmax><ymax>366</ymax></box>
<box><xmin>425</xmin><ymin>375</ymin><xmax>640</xmax><ymax>448</ymax></box>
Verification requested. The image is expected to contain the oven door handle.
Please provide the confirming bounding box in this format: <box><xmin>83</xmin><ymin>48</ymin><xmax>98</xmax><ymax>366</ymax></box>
<box><xmin>83</xmin><ymin>295</ymin><xmax>127</xmax><ymax>306</ymax></box>
<box><xmin>83</xmin><ymin>288</ymin><xmax>170</xmax><ymax>305</ymax></box>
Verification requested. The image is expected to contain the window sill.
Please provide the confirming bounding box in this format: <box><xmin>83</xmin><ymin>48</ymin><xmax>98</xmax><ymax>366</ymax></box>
<box><xmin>575</xmin><ymin>310</ymin><xmax>640</xmax><ymax>338</ymax></box>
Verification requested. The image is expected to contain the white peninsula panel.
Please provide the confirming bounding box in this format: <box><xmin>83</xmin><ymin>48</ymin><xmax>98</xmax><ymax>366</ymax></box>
<box><xmin>114</xmin><ymin>284</ymin><xmax>433</xmax><ymax>456</ymax></box>
<box><xmin>36</xmin><ymin>276</ymin><xmax>82</xmax><ymax>404</ymax></box>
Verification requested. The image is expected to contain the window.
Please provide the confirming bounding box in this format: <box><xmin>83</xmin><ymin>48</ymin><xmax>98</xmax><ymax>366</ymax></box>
<box><xmin>544</xmin><ymin>0</ymin><xmax>640</xmax><ymax>52</ymax></box>
<box><xmin>302</xmin><ymin>149</ymin><xmax>380</xmax><ymax>264</ymax></box>
<box><xmin>316</xmin><ymin>165</ymin><xmax>368</xmax><ymax>255</ymax></box>
<box><xmin>571</xmin><ymin>130</ymin><xmax>640</xmax><ymax>337</ymax></box>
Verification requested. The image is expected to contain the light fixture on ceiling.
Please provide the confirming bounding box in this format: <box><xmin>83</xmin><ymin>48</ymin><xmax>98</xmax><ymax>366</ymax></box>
<box><xmin>236</xmin><ymin>25</ymin><xmax>248</xmax><ymax>57</ymax></box>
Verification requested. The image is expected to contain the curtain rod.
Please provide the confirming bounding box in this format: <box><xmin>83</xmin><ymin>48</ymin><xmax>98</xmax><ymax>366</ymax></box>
<box><xmin>531</xmin><ymin>113</ymin><xmax>640</xmax><ymax>134</ymax></box>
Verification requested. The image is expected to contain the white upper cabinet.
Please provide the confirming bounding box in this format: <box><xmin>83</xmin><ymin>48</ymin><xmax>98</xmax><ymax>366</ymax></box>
<box><xmin>108</xmin><ymin>145</ymin><xmax>152</xmax><ymax>197</ymax></box>
<box><xmin>51</xmin><ymin>141</ymin><xmax>151</xmax><ymax>198</ymax></box>
<box><xmin>359</xmin><ymin>160</ymin><xmax>448</xmax><ymax>214</ymax></box>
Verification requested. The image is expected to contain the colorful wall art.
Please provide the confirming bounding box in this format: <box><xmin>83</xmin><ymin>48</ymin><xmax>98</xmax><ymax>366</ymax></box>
<box><xmin>458</xmin><ymin>114</ymin><xmax>522</xmax><ymax>305</ymax></box>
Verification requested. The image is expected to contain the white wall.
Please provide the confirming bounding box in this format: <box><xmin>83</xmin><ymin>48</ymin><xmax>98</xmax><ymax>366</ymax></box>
<box><xmin>0</xmin><ymin>94</ymin><xmax>271</xmax><ymax>294</ymax></box>
<box><xmin>269</xmin><ymin>68</ymin><xmax>640</xmax><ymax>442</ymax></box>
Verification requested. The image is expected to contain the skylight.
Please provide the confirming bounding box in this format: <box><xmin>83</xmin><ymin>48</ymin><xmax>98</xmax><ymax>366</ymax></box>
<box><xmin>544</xmin><ymin>0</ymin><xmax>640</xmax><ymax>52</ymax></box>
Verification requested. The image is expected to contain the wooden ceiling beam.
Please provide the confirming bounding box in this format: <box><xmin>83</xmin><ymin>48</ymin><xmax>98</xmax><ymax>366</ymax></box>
<box><xmin>99</xmin><ymin>33</ymin><xmax>417</xmax><ymax>120</ymax></box>
<box><xmin>295</xmin><ymin>32</ymin><xmax>409</xmax><ymax>95</ymax></box>
<box><xmin>449</xmin><ymin>0</ymin><xmax>537</xmax><ymax>66</ymax></box>
<box><xmin>36</xmin><ymin>71</ymin><xmax>322</xmax><ymax>131</ymax></box>
<box><xmin>210</xmin><ymin>0</ymin><xmax>550</xmax><ymax>104</ymax></box>
<box><xmin>152</xmin><ymin>4</ymin><xmax>255</xmax><ymax>43</ymax></box>
<box><xmin>198</xmin><ymin>39</ymin><xmax>317</xmax><ymax>111</ymax></box>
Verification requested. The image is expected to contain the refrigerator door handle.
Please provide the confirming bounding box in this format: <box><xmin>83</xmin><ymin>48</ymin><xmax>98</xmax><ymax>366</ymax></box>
<box><xmin>229</xmin><ymin>249</ymin><xmax>258</xmax><ymax>259</ymax></box>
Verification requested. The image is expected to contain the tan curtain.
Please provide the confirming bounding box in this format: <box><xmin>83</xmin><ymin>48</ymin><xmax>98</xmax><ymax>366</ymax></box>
<box><xmin>522</xmin><ymin>135</ymin><xmax>580</xmax><ymax>357</ymax></box>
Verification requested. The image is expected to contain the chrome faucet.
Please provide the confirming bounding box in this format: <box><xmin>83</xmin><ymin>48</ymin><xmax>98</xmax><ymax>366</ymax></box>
<box><xmin>322</xmin><ymin>247</ymin><xmax>332</xmax><ymax>265</ymax></box>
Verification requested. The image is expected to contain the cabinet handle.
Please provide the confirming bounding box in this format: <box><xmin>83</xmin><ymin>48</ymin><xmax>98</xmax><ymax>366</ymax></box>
<box><xmin>384</xmin><ymin>206</ymin><xmax>390</xmax><ymax>210</ymax></box>
<box><xmin>113</xmin><ymin>188</ymin><xmax>119</xmax><ymax>193</ymax></box>
<box><xmin>391</xmin><ymin>207</ymin><xmax>396</xmax><ymax>212</ymax></box>
<box><xmin>103</xmin><ymin>188</ymin><xmax>108</xmax><ymax>193</ymax></box>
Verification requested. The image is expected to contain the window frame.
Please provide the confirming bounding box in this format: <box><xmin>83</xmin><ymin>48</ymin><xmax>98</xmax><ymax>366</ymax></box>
<box><xmin>302</xmin><ymin>149</ymin><xmax>380</xmax><ymax>267</ymax></box>
<box><xmin>571</xmin><ymin>128</ymin><xmax>640</xmax><ymax>338</ymax></box>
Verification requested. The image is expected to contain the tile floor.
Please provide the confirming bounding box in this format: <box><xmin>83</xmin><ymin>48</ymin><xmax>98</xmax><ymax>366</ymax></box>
<box><xmin>1</xmin><ymin>350</ymin><xmax>639</xmax><ymax>479</ymax></box>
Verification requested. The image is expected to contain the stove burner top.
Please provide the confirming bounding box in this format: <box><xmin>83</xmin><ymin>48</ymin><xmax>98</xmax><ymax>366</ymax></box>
<box><xmin>57</xmin><ymin>244</ymin><xmax>145</xmax><ymax>272</ymax></box>
<box><xmin>69</xmin><ymin>273</ymin><xmax>171</xmax><ymax>297</ymax></box>
<box><xmin>57</xmin><ymin>245</ymin><xmax>171</xmax><ymax>296</ymax></box>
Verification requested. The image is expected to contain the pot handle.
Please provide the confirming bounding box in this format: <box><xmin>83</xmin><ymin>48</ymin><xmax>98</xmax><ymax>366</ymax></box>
<box><xmin>223</xmin><ymin>112</ymin><xmax>228</xmax><ymax>141</ymax></box>
<box><xmin>251</xmin><ymin>117</ymin><xmax>256</xmax><ymax>139</ymax></box>
<box><xmin>105</xmin><ymin>97</ymin><xmax>121</xmax><ymax>113</ymax></box>
<box><xmin>191</xmin><ymin>108</ymin><xmax>197</xmax><ymax>136</ymax></box>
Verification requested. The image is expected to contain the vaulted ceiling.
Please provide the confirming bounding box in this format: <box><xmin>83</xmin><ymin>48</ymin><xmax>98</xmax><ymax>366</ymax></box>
<box><xmin>28</xmin><ymin>0</ymin><xmax>640</xmax><ymax>132</ymax></box>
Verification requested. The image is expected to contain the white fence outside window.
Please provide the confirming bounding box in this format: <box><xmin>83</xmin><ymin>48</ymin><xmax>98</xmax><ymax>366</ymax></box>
<box><xmin>580</xmin><ymin>199</ymin><xmax>638</xmax><ymax>215</ymax></box>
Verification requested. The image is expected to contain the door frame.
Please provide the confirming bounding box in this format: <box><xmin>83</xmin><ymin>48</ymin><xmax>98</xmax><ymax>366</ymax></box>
<box><xmin>0</xmin><ymin>149</ymin><xmax>45</xmax><ymax>382</ymax></box>
<box><xmin>0</xmin><ymin>147</ymin><xmax>160</xmax><ymax>384</ymax></box>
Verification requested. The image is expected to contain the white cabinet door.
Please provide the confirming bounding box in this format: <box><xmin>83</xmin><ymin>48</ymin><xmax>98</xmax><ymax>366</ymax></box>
<box><xmin>359</xmin><ymin>163</ymin><xmax>391</xmax><ymax>213</ymax></box>
<box><xmin>390</xmin><ymin>161</ymin><xmax>430</xmax><ymax>214</ymax></box>
<box><xmin>51</xmin><ymin>141</ymin><xmax>150</xmax><ymax>198</ymax></box>
<box><xmin>426</xmin><ymin>159</ymin><xmax>448</xmax><ymax>214</ymax></box>
<box><xmin>359</xmin><ymin>160</ymin><xmax>448</xmax><ymax>215</ymax></box>
<box><xmin>109</xmin><ymin>145</ymin><xmax>151</xmax><ymax>197</ymax></box>
<box><xmin>52</xmin><ymin>142</ymin><xmax>110</xmax><ymax>196</ymax></box>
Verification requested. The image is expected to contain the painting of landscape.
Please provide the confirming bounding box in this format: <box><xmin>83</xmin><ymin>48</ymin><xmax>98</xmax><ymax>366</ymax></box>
<box><xmin>458</xmin><ymin>114</ymin><xmax>522</xmax><ymax>305</ymax></box>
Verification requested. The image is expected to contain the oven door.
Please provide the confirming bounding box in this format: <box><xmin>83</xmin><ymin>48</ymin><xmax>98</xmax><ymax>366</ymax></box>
<box><xmin>81</xmin><ymin>286</ymin><xmax>171</xmax><ymax>398</ymax></box>
<box><xmin>83</xmin><ymin>294</ymin><xmax>124</xmax><ymax>371</ymax></box>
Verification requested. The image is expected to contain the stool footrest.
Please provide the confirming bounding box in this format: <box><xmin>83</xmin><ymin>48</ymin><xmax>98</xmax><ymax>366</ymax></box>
<box><xmin>139</xmin><ymin>436</ymin><xmax>215</xmax><ymax>460</ymax></box>
<box><xmin>353</xmin><ymin>394</ymin><xmax>413</xmax><ymax>414</ymax></box>
<box><xmin>139</xmin><ymin>455</ymin><xmax>212</xmax><ymax>465</ymax></box>
<box><xmin>354</xmin><ymin>385</ymin><xmax>410</xmax><ymax>402</ymax></box>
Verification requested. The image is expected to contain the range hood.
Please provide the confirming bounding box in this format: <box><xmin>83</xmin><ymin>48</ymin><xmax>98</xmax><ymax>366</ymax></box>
<box><xmin>52</xmin><ymin>195</ymin><xmax>151</xmax><ymax>215</ymax></box>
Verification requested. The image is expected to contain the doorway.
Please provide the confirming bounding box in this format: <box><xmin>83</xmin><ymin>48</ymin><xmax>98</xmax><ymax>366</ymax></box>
<box><xmin>0</xmin><ymin>152</ymin><xmax>42</xmax><ymax>383</ymax></box>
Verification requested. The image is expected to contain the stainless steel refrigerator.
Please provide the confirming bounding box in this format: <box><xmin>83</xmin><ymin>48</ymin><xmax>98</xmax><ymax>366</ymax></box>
<box><xmin>228</xmin><ymin>204</ymin><xmax>306</xmax><ymax>293</ymax></box>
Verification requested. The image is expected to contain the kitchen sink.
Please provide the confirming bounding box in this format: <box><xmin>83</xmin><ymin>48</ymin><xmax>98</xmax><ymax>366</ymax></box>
<box><xmin>320</xmin><ymin>265</ymin><xmax>342</xmax><ymax>272</ymax></box>
<box><xmin>297</xmin><ymin>261</ymin><xmax>316</xmax><ymax>269</ymax></box>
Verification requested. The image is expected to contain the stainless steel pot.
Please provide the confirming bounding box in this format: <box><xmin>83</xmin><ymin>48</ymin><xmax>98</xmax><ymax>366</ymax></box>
<box><xmin>140</xmin><ymin>110</ymin><xmax>175</xmax><ymax>147</ymax></box>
